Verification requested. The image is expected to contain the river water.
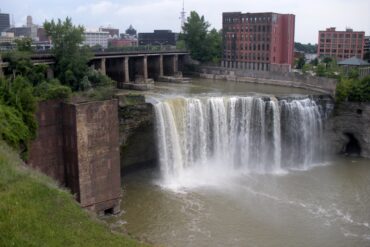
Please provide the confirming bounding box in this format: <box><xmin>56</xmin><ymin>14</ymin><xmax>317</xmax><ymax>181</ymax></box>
<box><xmin>108</xmin><ymin>79</ymin><xmax>370</xmax><ymax>247</ymax></box>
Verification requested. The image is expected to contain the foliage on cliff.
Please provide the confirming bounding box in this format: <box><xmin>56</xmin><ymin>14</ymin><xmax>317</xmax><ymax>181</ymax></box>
<box><xmin>0</xmin><ymin>141</ymin><xmax>147</xmax><ymax>246</ymax></box>
<box><xmin>1</xmin><ymin>48</ymin><xmax>71</xmax><ymax>158</ymax></box>
<box><xmin>336</xmin><ymin>76</ymin><xmax>370</xmax><ymax>102</ymax></box>
<box><xmin>179</xmin><ymin>11</ymin><xmax>222</xmax><ymax>64</ymax></box>
<box><xmin>0</xmin><ymin>76</ymin><xmax>37</xmax><ymax>158</ymax></box>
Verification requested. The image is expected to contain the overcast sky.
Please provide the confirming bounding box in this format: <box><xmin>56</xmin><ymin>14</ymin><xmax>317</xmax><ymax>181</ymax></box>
<box><xmin>2</xmin><ymin>0</ymin><xmax>370</xmax><ymax>44</ymax></box>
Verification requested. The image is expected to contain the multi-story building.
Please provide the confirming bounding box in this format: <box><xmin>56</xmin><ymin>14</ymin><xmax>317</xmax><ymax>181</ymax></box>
<box><xmin>99</xmin><ymin>27</ymin><xmax>119</xmax><ymax>39</ymax></box>
<box><xmin>7</xmin><ymin>27</ymin><xmax>31</xmax><ymax>38</ymax></box>
<box><xmin>222</xmin><ymin>12</ymin><xmax>295</xmax><ymax>72</ymax></box>
<box><xmin>364</xmin><ymin>36</ymin><xmax>370</xmax><ymax>54</ymax></box>
<box><xmin>138</xmin><ymin>30</ymin><xmax>178</xmax><ymax>46</ymax></box>
<box><xmin>83</xmin><ymin>30</ymin><xmax>109</xmax><ymax>48</ymax></box>
<box><xmin>109</xmin><ymin>38</ymin><xmax>137</xmax><ymax>48</ymax></box>
<box><xmin>0</xmin><ymin>13</ymin><xmax>10</xmax><ymax>33</ymax></box>
<box><xmin>317</xmin><ymin>27</ymin><xmax>365</xmax><ymax>61</ymax></box>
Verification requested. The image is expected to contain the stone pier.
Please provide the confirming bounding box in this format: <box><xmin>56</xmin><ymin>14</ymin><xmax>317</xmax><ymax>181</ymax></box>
<box><xmin>28</xmin><ymin>99</ymin><xmax>121</xmax><ymax>215</ymax></box>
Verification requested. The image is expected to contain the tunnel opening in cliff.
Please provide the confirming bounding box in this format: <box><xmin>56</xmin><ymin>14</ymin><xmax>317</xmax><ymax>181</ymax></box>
<box><xmin>343</xmin><ymin>133</ymin><xmax>361</xmax><ymax>156</ymax></box>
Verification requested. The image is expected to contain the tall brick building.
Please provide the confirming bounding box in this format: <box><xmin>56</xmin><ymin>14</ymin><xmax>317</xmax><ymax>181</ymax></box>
<box><xmin>317</xmin><ymin>27</ymin><xmax>365</xmax><ymax>61</ymax></box>
<box><xmin>222</xmin><ymin>12</ymin><xmax>295</xmax><ymax>72</ymax></box>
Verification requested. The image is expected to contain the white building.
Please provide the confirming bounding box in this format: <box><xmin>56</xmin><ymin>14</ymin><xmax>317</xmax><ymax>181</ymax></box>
<box><xmin>83</xmin><ymin>31</ymin><xmax>109</xmax><ymax>48</ymax></box>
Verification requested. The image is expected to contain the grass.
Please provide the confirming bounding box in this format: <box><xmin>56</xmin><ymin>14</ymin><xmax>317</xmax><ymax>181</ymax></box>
<box><xmin>0</xmin><ymin>141</ymin><xmax>148</xmax><ymax>247</ymax></box>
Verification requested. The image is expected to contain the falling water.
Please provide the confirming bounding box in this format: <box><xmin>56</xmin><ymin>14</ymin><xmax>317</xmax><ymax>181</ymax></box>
<box><xmin>154</xmin><ymin>96</ymin><xmax>324</xmax><ymax>182</ymax></box>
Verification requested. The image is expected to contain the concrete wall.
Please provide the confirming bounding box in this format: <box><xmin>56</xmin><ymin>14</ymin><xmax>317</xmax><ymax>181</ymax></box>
<box><xmin>199</xmin><ymin>66</ymin><xmax>337</xmax><ymax>96</ymax></box>
<box><xmin>28</xmin><ymin>99</ymin><xmax>121</xmax><ymax>215</ymax></box>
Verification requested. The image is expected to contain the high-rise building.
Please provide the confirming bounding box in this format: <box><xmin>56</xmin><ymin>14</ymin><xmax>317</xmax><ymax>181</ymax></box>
<box><xmin>222</xmin><ymin>12</ymin><xmax>295</xmax><ymax>72</ymax></box>
<box><xmin>317</xmin><ymin>27</ymin><xmax>365</xmax><ymax>61</ymax></box>
<box><xmin>0</xmin><ymin>13</ymin><xmax>10</xmax><ymax>32</ymax></box>
<box><xmin>26</xmin><ymin>15</ymin><xmax>33</xmax><ymax>27</ymax></box>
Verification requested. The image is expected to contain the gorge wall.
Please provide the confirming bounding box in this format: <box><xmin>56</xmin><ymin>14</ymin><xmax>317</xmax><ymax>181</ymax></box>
<box><xmin>325</xmin><ymin>102</ymin><xmax>370</xmax><ymax>158</ymax></box>
<box><xmin>117</xmin><ymin>94</ymin><xmax>157</xmax><ymax>174</ymax></box>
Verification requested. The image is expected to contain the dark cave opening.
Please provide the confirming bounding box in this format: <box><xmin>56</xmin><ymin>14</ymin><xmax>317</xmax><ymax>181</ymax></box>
<box><xmin>343</xmin><ymin>133</ymin><xmax>361</xmax><ymax>156</ymax></box>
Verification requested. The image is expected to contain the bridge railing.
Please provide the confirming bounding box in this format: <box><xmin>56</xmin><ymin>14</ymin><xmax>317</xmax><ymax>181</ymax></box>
<box><xmin>91</xmin><ymin>45</ymin><xmax>187</xmax><ymax>55</ymax></box>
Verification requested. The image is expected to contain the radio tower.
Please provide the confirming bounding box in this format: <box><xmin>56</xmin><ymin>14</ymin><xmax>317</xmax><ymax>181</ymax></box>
<box><xmin>179</xmin><ymin>0</ymin><xmax>186</xmax><ymax>31</ymax></box>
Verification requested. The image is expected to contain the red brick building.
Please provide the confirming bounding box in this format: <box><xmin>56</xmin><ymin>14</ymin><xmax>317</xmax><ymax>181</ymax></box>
<box><xmin>317</xmin><ymin>27</ymin><xmax>365</xmax><ymax>61</ymax></box>
<box><xmin>222</xmin><ymin>12</ymin><xmax>295</xmax><ymax>72</ymax></box>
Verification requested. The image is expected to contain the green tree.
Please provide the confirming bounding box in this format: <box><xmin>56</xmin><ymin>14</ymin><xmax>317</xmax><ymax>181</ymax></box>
<box><xmin>0</xmin><ymin>76</ymin><xmax>37</xmax><ymax>158</ymax></box>
<box><xmin>15</xmin><ymin>38</ymin><xmax>33</xmax><ymax>52</ymax></box>
<box><xmin>181</xmin><ymin>11</ymin><xmax>209</xmax><ymax>62</ymax></box>
<box><xmin>44</xmin><ymin>17</ymin><xmax>92</xmax><ymax>90</ymax></box>
<box><xmin>204</xmin><ymin>28</ymin><xmax>222</xmax><ymax>64</ymax></box>
<box><xmin>296</xmin><ymin>57</ymin><xmax>305</xmax><ymax>69</ymax></box>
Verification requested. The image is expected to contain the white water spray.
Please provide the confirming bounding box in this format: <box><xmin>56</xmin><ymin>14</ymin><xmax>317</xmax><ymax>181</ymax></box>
<box><xmin>154</xmin><ymin>96</ymin><xmax>323</xmax><ymax>185</ymax></box>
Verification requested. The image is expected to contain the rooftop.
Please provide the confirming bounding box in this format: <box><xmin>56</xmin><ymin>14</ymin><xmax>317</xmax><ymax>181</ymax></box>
<box><xmin>338</xmin><ymin>56</ymin><xmax>370</xmax><ymax>66</ymax></box>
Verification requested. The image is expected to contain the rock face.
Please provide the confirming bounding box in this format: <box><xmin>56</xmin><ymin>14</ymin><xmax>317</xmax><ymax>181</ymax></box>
<box><xmin>326</xmin><ymin>102</ymin><xmax>370</xmax><ymax>158</ymax></box>
<box><xmin>117</xmin><ymin>95</ymin><xmax>157</xmax><ymax>173</ymax></box>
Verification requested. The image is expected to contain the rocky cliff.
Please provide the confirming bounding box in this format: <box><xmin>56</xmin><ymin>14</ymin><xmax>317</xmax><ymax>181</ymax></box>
<box><xmin>117</xmin><ymin>94</ymin><xmax>157</xmax><ymax>173</ymax></box>
<box><xmin>326</xmin><ymin>102</ymin><xmax>370</xmax><ymax>158</ymax></box>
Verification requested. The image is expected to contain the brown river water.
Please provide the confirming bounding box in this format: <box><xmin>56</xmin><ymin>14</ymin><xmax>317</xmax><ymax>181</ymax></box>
<box><xmin>106</xmin><ymin>79</ymin><xmax>370</xmax><ymax>247</ymax></box>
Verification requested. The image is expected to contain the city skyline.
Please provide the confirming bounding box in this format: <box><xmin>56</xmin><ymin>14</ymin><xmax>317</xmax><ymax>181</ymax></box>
<box><xmin>1</xmin><ymin>0</ymin><xmax>370</xmax><ymax>44</ymax></box>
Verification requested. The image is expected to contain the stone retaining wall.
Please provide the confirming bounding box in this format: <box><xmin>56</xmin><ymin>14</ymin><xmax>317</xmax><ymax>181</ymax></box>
<box><xmin>200</xmin><ymin>66</ymin><xmax>337</xmax><ymax>96</ymax></box>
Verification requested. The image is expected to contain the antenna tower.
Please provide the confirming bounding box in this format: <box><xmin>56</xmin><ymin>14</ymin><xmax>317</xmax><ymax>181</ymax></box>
<box><xmin>179</xmin><ymin>0</ymin><xmax>186</xmax><ymax>30</ymax></box>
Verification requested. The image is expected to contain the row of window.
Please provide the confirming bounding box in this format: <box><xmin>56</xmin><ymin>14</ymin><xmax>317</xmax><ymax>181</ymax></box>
<box><xmin>224</xmin><ymin>33</ymin><xmax>272</xmax><ymax>42</ymax></box>
<box><xmin>320</xmin><ymin>44</ymin><xmax>363</xmax><ymax>49</ymax></box>
<box><xmin>320</xmin><ymin>38</ymin><xmax>364</xmax><ymax>44</ymax></box>
<box><xmin>224</xmin><ymin>53</ymin><xmax>272</xmax><ymax>62</ymax></box>
<box><xmin>224</xmin><ymin>25</ymin><xmax>272</xmax><ymax>33</ymax></box>
<box><xmin>224</xmin><ymin>43</ymin><xmax>271</xmax><ymax>51</ymax></box>
<box><xmin>319</xmin><ymin>49</ymin><xmax>362</xmax><ymax>54</ymax></box>
<box><xmin>320</xmin><ymin>33</ymin><xmax>363</xmax><ymax>39</ymax></box>
<box><xmin>224</xmin><ymin>16</ymin><xmax>273</xmax><ymax>24</ymax></box>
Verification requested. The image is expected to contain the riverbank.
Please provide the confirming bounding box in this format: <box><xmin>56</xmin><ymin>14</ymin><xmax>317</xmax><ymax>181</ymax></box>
<box><xmin>0</xmin><ymin>140</ymin><xmax>147</xmax><ymax>247</ymax></box>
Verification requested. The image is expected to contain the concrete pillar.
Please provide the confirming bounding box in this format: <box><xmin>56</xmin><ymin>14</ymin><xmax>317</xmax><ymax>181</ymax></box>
<box><xmin>101</xmin><ymin>58</ymin><xmax>106</xmax><ymax>75</ymax></box>
<box><xmin>173</xmin><ymin>55</ymin><xmax>178</xmax><ymax>75</ymax></box>
<box><xmin>159</xmin><ymin>55</ymin><xmax>164</xmax><ymax>77</ymax></box>
<box><xmin>143</xmin><ymin>56</ymin><xmax>148</xmax><ymax>80</ymax></box>
<box><xmin>124</xmin><ymin>56</ymin><xmax>129</xmax><ymax>83</ymax></box>
<box><xmin>46</xmin><ymin>67</ymin><xmax>54</xmax><ymax>79</ymax></box>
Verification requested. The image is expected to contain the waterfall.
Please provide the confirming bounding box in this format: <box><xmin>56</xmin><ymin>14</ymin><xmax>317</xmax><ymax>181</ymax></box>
<box><xmin>154</xmin><ymin>96</ymin><xmax>324</xmax><ymax>182</ymax></box>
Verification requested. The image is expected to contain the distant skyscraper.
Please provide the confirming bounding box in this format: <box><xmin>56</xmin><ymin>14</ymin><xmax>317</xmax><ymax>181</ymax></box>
<box><xmin>317</xmin><ymin>27</ymin><xmax>365</xmax><ymax>61</ymax></box>
<box><xmin>222</xmin><ymin>12</ymin><xmax>295</xmax><ymax>72</ymax></box>
<box><xmin>26</xmin><ymin>15</ymin><xmax>33</xmax><ymax>27</ymax></box>
<box><xmin>0</xmin><ymin>13</ymin><xmax>10</xmax><ymax>32</ymax></box>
